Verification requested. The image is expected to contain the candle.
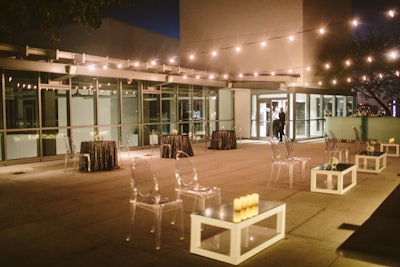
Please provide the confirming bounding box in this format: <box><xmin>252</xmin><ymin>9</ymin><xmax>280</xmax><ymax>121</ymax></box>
<box><xmin>252</xmin><ymin>193</ymin><xmax>259</xmax><ymax>205</ymax></box>
<box><xmin>240</xmin><ymin>209</ymin><xmax>247</xmax><ymax>220</ymax></box>
<box><xmin>233</xmin><ymin>198</ymin><xmax>242</xmax><ymax>211</ymax></box>
<box><xmin>246</xmin><ymin>194</ymin><xmax>253</xmax><ymax>206</ymax></box>
<box><xmin>233</xmin><ymin>211</ymin><xmax>241</xmax><ymax>223</ymax></box>
<box><xmin>240</xmin><ymin>196</ymin><xmax>248</xmax><ymax>209</ymax></box>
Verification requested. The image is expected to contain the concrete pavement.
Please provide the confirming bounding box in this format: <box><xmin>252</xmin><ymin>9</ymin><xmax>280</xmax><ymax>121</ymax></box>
<box><xmin>0</xmin><ymin>140</ymin><xmax>398</xmax><ymax>267</ymax></box>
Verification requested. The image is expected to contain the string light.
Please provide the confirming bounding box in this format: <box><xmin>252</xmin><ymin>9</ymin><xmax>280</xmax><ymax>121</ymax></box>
<box><xmin>76</xmin><ymin>6</ymin><xmax>400</xmax><ymax>88</ymax></box>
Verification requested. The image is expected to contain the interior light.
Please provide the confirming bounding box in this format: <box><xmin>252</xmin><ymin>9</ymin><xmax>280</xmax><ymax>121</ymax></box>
<box><xmin>260</xmin><ymin>41</ymin><xmax>267</xmax><ymax>47</ymax></box>
<box><xmin>388</xmin><ymin>9</ymin><xmax>395</xmax><ymax>18</ymax></box>
<box><xmin>211</xmin><ymin>51</ymin><xmax>217</xmax><ymax>57</ymax></box>
<box><xmin>235</xmin><ymin>46</ymin><xmax>241</xmax><ymax>52</ymax></box>
<box><xmin>189</xmin><ymin>54</ymin><xmax>195</xmax><ymax>60</ymax></box>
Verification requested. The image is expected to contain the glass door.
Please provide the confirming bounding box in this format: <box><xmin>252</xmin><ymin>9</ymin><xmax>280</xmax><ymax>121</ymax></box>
<box><xmin>258</xmin><ymin>101</ymin><xmax>271</xmax><ymax>139</ymax></box>
<box><xmin>255</xmin><ymin>98</ymin><xmax>287</xmax><ymax>140</ymax></box>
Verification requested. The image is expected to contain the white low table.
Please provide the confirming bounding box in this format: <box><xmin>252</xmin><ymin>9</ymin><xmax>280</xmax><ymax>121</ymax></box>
<box><xmin>380</xmin><ymin>143</ymin><xmax>399</xmax><ymax>157</ymax></box>
<box><xmin>190</xmin><ymin>200</ymin><xmax>286</xmax><ymax>265</ymax></box>
<box><xmin>355</xmin><ymin>151</ymin><xmax>387</xmax><ymax>173</ymax></box>
<box><xmin>311</xmin><ymin>163</ymin><xmax>357</xmax><ymax>195</ymax></box>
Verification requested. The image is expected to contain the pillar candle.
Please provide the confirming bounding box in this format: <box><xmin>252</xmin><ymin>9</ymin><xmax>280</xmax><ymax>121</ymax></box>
<box><xmin>240</xmin><ymin>196</ymin><xmax>248</xmax><ymax>209</ymax></box>
<box><xmin>252</xmin><ymin>193</ymin><xmax>259</xmax><ymax>205</ymax></box>
<box><xmin>233</xmin><ymin>198</ymin><xmax>242</xmax><ymax>211</ymax></box>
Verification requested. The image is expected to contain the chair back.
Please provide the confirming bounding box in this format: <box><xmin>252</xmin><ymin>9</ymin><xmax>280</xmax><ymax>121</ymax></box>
<box><xmin>174</xmin><ymin>150</ymin><xmax>198</xmax><ymax>188</ymax></box>
<box><xmin>64</xmin><ymin>136</ymin><xmax>76</xmax><ymax>155</ymax></box>
<box><xmin>130</xmin><ymin>157</ymin><xmax>160</xmax><ymax>203</ymax></box>
<box><xmin>268</xmin><ymin>137</ymin><xmax>284</xmax><ymax>162</ymax></box>
<box><xmin>283</xmin><ymin>136</ymin><xmax>295</xmax><ymax>159</ymax></box>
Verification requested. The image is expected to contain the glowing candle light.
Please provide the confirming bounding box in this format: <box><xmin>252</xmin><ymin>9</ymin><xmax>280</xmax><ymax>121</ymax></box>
<box><xmin>233</xmin><ymin>198</ymin><xmax>242</xmax><ymax>211</ymax></box>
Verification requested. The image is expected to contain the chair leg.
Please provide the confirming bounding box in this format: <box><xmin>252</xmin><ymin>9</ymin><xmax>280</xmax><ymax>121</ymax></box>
<box><xmin>155</xmin><ymin>208</ymin><xmax>162</xmax><ymax>250</ymax></box>
<box><xmin>64</xmin><ymin>155</ymin><xmax>68</xmax><ymax>173</ymax></box>
<box><xmin>177</xmin><ymin>201</ymin><xmax>184</xmax><ymax>241</ymax></box>
<box><xmin>125</xmin><ymin>204</ymin><xmax>137</xmax><ymax>242</ymax></box>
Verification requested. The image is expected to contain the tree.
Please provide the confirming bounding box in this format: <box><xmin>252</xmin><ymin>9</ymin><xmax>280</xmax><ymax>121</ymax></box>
<box><xmin>0</xmin><ymin>0</ymin><xmax>131</xmax><ymax>42</ymax></box>
<box><xmin>313</xmin><ymin>28</ymin><xmax>400</xmax><ymax>116</ymax></box>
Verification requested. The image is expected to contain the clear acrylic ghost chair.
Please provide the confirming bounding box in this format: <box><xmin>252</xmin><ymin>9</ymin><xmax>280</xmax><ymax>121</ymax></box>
<box><xmin>327</xmin><ymin>131</ymin><xmax>350</xmax><ymax>162</ymax></box>
<box><xmin>125</xmin><ymin>157</ymin><xmax>184</xmax><ymax>250</ymax></box>
<box><xmin>283</xmin><ymin>136</ymin><xmax>311</xmax><ymax>180</ymax></box>
<box><xmin>64</xmin><ymin>136</ymin><xmax>91</xmax><ymax>173</ymax></box>
<box><xmin>324</xmin><ymin>137</ymin><xmax>349</xmax><ymax>163</ymax></box>
<box><xmin>174</xmin><ymin>150</ymin><xmax>221</xmax><ymax>213</ymax></box>
<box><xmin>267</xmin><ymin>137</ymin><xmax>300</xmax><ymax>189</ymax></box>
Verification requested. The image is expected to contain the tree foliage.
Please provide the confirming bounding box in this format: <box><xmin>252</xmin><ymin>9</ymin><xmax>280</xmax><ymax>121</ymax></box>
<box><xmin>0</xmin><ymin>0</ymin><xmax>131</xmax><ymax>42</ymax></box>
<box><xmin>314</xmin><ymin>28</ymin><xmax>400</xmax><ymax>116</ymax></box>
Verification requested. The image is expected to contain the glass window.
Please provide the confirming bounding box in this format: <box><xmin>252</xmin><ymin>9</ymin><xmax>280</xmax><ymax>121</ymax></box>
<box><xmin>71</xmin><ymin>76</ymin><xmax>95</xmax><ymax>126</ymax></box>
<box><xmin>5</xmin><ymin>70</ymin><xmax>38</xmax><ymax>129</ymax></box>
<box><xmin>208</xmin><ymin>88</ymin><xmax>218</xmax><ymax>133</ymax></box>
<box><xmin>143</xmin><ymin>93</ymin><xmax>160</xmax><ymax>123</ymax></box>
<box><xmin>161</xmin><ymin>84</ymin><xmax>177</xmax><ymax>134</ymax></box>
<box><xmin>192</xmin><ymin>85</ymin><xmax>205</xmax><ymax>138</ymax></box>
<box><xmin>295</xmin><ymin>93</ymin><xmax>308</xmax><ymax>139</ymax></box>
<box><xmin>6</xmin><ymin>131</ymin><xmax>39</xmax><ymax>159</ymax></box>
<box><xmin>122</xmin><ymin>79</ymin><xmax>139</xmax><ymax>124</ymax></box>
<box><xmin>310</xmin><ymin>94</ymin><xmax>323</xmax><ymax>137</ymax></box>
<box><xmin>178</xmin><ymin>84</ymin><xmax>191</xmax><ymax>133</ymax></box>
<box><xmin>122</xmin><ymin>125</ymin><xmax>140</xmax><ymax>147</ymax></box>
<box><xmin>347</xmin><ymin>96</ymin><xmax>354</xmax><ymax>116</ymax></box>
<box><xmin>336</xmin><ymin>96</ymin><xmax>346</xmax><ymax>117</ymax></box>
<box><xmin>98</xmin><ymin>77</ymin><xmax>119</xmax><ymax>125</ymax></box>
<box><xmin>323</xmin><ymin>95</ymin><xmax>334</xmax><ymax>117</ymax></box>
<box><xmin>41</xmin><ymin>89</ymin><xmax>68</xmax><ymax>127</ymax></box>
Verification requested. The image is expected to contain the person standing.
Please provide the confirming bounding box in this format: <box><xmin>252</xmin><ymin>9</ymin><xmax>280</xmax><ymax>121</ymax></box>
<box><xmin>278</xmin><ymin>107</ymin><xmax>285</xmax><ymax>141</ymax></box>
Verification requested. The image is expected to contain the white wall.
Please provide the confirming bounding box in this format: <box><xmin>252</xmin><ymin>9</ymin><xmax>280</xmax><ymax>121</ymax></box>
<box><xmin>235</xmin><ymin>90</ymin><xmax>251</xmax><ymax>139</ymax></box>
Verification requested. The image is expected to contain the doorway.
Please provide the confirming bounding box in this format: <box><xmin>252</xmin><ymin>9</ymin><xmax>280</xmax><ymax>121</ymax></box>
<box><xmin>255</xmin><ymin>98</ymin><xmax>287</xmax><ymax>140</ymax></box>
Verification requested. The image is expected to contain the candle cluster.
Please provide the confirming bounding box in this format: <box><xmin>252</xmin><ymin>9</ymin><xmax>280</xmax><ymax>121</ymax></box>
<box><xmin>232</xmin><ymin>193</ymin><xmax>259</xmax><ymax>222</ymax></box>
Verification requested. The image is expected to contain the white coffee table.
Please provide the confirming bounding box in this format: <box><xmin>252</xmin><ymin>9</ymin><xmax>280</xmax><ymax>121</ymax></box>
<box><xmin>380</xmin><ymin>143</ymin><xmax>399</xmax><ymax>157</ymax></box>
<box><xmin>190</xmin><ymin>200</ymin><xmax>286</xmax><ymax>265</ymax></box>
<box><xmin>311</xmin><ymin>163</ymin><xmax>357</xmax><ymax>195</ymax></box>
<box><xmin>355</xmin><ymin>151</ymin><xmax>387</xmax><ymax>173</ymax></box>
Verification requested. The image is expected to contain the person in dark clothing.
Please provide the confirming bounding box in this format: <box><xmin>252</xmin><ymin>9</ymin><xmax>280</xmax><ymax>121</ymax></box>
<box><xmin>278</xmin><ymin>107</ymin><xmax>285</xmax><ymax>141</ymax></box>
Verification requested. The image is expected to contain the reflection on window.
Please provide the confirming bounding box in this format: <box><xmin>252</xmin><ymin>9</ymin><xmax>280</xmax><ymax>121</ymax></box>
<box><xmin>122</xmin><ymin>79</ymin><xmax>139</xmax><ymax>124</ymax></box>
<box><xmin>5</xmin><ymin>70</ymin><xmax>38</xmax><ymax>129</ymax></box>
<box><xmin>143</xmin><ymin>93</ymin><xmax>160</xmax><ymax>123</ymax></box>
<box><xmin>71</xmin><ymin>76</ymin><xmax>95</xmax><ymax>126</ymax></box>
<box><xmin>98</xmin><ymin>77</ymin><xmax>119</xmax><ymax>125</ymax></box>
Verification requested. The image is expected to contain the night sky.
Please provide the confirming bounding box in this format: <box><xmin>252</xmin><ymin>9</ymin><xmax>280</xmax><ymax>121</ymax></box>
<box><xmin>103</xmin><ymin>0</ymin><xmax>180</xmax><ymax>39</ymax></box>
<box><xmin>103</xmin><ymin>0</ymin><xmax>399</xmax><ymax>40</ymax></box>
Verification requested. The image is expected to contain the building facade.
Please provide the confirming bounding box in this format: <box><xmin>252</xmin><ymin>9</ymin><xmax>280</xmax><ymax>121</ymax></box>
<box><xmin>0</xmin><ymin>0</ymin><xmax>357</xmax><ymax>164</ymax></box>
